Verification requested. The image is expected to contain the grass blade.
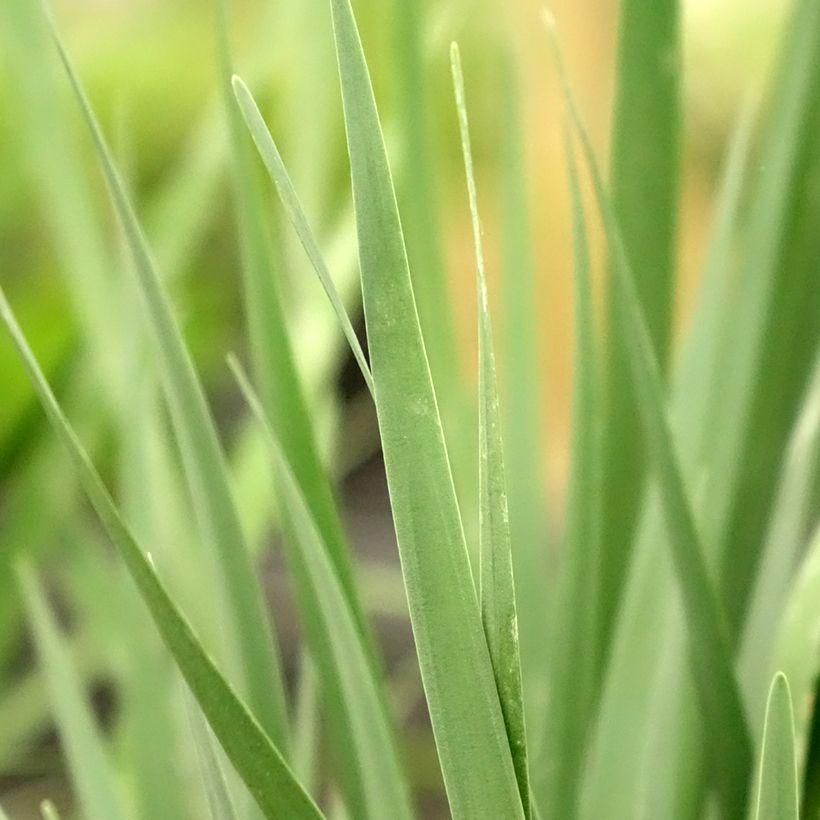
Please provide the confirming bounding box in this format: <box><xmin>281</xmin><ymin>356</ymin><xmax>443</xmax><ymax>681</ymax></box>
<box><xmin>740</xmin><ymin>352</ymin><xmax>820</xmax><ymax>726</ymax></box>
<box><xmin>0</xmin><ymin>289</ymin><xmax>323</xmax><ymax>820</ymax></box>
<box><xmin>540</xmin><ymin>132</ymin><xmax>602</xmax><ymax>819</ymax></box>
<box><xmin>329</xmin><ymin>0</ymin><xmax>524</xmax><ymax>815</ymax></box>
<box><xmin>230</xmin><ymin>75</ymin><xmax>373</xmax><ymax>395</ymax></box>
<box><xmin>217</xmin><ymin>0</ymin><xmax>374</xmax><ymax>662</ymax></box>
<box><xmin>497</xmin><ymin>50</ymin><xmax>549</xmax><ymax>734</ymax></box>
<box><xmin>754</xmin><ymin>673</ymin><xmax>799</xmax><ymax>820</ymax></box>
<box><xmin>184</xmin><ymin>686</ymin><xmax>239</xmax><ymax>820</ymax></box>
<box><xmin>45</xmin><ymin>12</ymin><xmax>288</xmax><ymax>749</ymax></box>
<box><xmin>596</xmin><ymin>0</ymin><xmax>680</xmax><ymax>672</ymax></box>
<box><xmin>451</xmin><ymin>43</ymin><xmax>531</xmax><ymax>817</ymax></box>
<box><xmin>544</xmin><ymin>15</ymin><xmax>753</xmax><ymax>814</ymax></box>
<box><xmin>232</xmin><ymin>357</ymin><xmax>414</xmax><ymax>820</ymax></box>
<box><xmin>40</xmin><ymin>801</ymin><xmax>62</xmax><ymax>820</ymax></box>
<box><xmin>775</xmin><ymin>524</ymin><xmax>820</xmax><ymax>762</ymax></box>
<box><xmin>17</xmin><ymin>562</ymin><xmax>128</xmax><ymax>820</ymax></box>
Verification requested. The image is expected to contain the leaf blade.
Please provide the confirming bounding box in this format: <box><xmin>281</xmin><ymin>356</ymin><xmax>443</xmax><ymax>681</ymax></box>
<box><xmin>232</xmin><ymin>357</ymin><xmax>414</xmax><ymax>820</ymax></box>
<box><xmin>451</xmin><ymin>42</ymin><xmax>531</xmax><ymax>817</ymax></box>
<box><xmin>17</xmin><ymin>562</ymin><xmax>129</xmax><ymax>820</ymax></box>
<box><xmin>45</xmin><ymin>11</ymin><xmax>289</xmax><ymax>749</ymax></box>
<box><xmin>544</xmin><ymin>15</ymin><xmax>753</xmax><ymax>815</ymax></box>
<box><xmin>328</xmin><ymin>0</ymin><xmax>524</xmax><ymax>815</ymax></box>
<box><xmin>0</xmin><ymin>288</ymin><xmax>323</xmax><ymax>820</ymax></box>
<box><xmin>754</xmin><ymin>673</ymin><xmax>799</xmax><ymax>820</ymax></box>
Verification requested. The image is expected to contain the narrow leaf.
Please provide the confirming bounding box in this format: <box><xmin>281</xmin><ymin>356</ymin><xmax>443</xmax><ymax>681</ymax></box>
<box><xmin>184</xmin><ymin>686</ymin><xmax>239</xmax><ymax>820</ymax></box>
<box><xmin>40</xmin><ymin>802</ymin><xmax>62</xmax><ymax>820</ymax></box>
<box><xmin>17</xmin><ymin>562</ymin><xmax>128</xmax><ymax>820</ymax></box>
<box><xmin>540</xmin><ymin>131</ymin><xmax>602</xmax><ymax>818</ymax></box>
<box><xmin>0</xmin><ymin>289</ymin><xmax>323</xmax><ymax>820</ymax></box>
<box><xmin>755</xmin><ymin>673</ymin><xmax>799</xmax><ymax>820</ymax></box>
<box><xmin>544</xmin><ymin>15</ymin><xmax>753</xmax><ymax>814</ymax></box>
<box><xmin>232</xmin><ymin>356</ymin><xmax>414</xmax><ymax>820</ymax></box>
<box><xmin>451</xmin><ymin>42</ymin><xmax>530</xmax><ymax>817</ymax></box>
<box><xmin>231</xmin><ymin>75</ymin><xmax>373</xmax><ymax>395</ymax></box>
<box><xmin>329</xmin><ymin>0</ymin><xmax>524</xmax><ymax>815</ymax></box>
<box><xmin>45</xmin><ymin>11</ymin><xmax>288</xmax><ymax>748</ymax></box>
<box><xmin>597</xmin><ymin>0</ymin><xmax>681</xmax><ymax>666</ymax></box>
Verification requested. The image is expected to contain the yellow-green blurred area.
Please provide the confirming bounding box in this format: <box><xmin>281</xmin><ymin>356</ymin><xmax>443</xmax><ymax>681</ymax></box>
<box><xmin>0</xmin><ymin>0</ymin><xmax>792</xmax><ymax>815</ymax></box>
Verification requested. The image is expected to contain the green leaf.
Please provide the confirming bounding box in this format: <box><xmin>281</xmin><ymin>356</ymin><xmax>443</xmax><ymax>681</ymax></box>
<box><xmin>496</xmin><ymin>48</ymin><xmax>549</xmax><ymax>737</ymax></box>
<box><xmin>540</xmin><ymin>131</ymin><xmax>602</xmax><ymax>818</ymax></box>
<box><xmin>230</xmin><ymin>75</ymin><xmax>373</xmax><ymax>395</ymax></box>
<box><xmin>579</xmin><ymin>103</ymin><xmax>755</xmax><ymax>820</ymax></box>
<box><xmin>0</xmin><ymin>289</ymin><xmax>323</xmax><ymax>820</ymax></box>
<box><xmin>754</xmin><ymin>673</ymin><xmax>799</xmax><ymax>820</ymax></box>
<box><xmin>232</xmin><ymin>357</ymin><xmax>414</xmax><ymax>820</ymax></box>
<box><xmin>706</xmin><ymin>0</ymin><xmax>820</xmax><ymax>637</ymax></box>
<box><xmin>740</xmin><ymin>352</ymin><xmax>820</xmax><ymax>726</ymax></box>
<box><xmin>544</xmin><ymin>15</ymin><xmax>752</xmax><ymax>815</ymax></box>
<box><xmin>596</xmin><ymin>0</ymin><xmax>680</xmax><ymax>673</ymax></box>
<box><xmin>40</xmin><ymin>801</ymin><xmax>62</xmax><ymax>820</ymax></box>
<box><xmin>45</xmin><ymin>11</ymin><xmax>288</xmax><ymax>749</ymax></box>
<box><xmin>217</xmin><ymin>0</ymin><xmax>373</xmax><ymax>665</ymax></box>
<box><xmin>184</xmin><ymin>686</ymin><xmax>239</xmax><ymax>820</ymax></box>
<box><xmin>388</xmin><ymin>0</ymin><xmax>475</xmax><ymax>564</ymax></box>
<box><xmin>451</xmin><ymin>42</ymin><xmax>531</xmax><ymax>818</ymax></box>
<box><xmin>328</xmin><ymin>0</ymin><xmax>524</xmax><ymax>815</ymax></box>
<box><xmin>17</xmin><ymin>562</ymin><xmax>128</xmax><ymax>820</ymax></box>
<box><xmin>775</xmin><ymin>524</ymin><xmax>820</xmax><ymax>763</ymax></box>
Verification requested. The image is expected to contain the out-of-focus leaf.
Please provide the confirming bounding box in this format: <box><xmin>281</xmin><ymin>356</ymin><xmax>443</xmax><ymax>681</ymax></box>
<box><xmin>17</xmin><ymin>562</ymin><xmax>128</xmax><ymax>820</ymax></box>
<box><xmin>46</xmin><ymin>13</ymin><xmax>289</xmax><ymax>748</ymax></box>
<box><xmin>754</xmin><ymin>673</ymin><xmax>799</xmax><ymax>820</ymax></box>
<box><xmin>0</xmin><ymin>288</ymin><xmax>323</xmax><ymax>820</ymax></box>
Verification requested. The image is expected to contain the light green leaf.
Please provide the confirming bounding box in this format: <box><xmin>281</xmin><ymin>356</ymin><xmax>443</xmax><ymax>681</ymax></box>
<box><xmin>45</xmin><ymin>12</ymin><xmax>288</xmax><ymax>749</ymax></box>
<box><xmin>40</xmin><ymin>801</ymin><xmax>62</xmax><ymax>820</ymax></box>
<box><xmin>0</xmin><ymin>289</ymin><xmax>323</xmax><ymax>820</ymax></box>
<box><xmin>328</xmin><ymin>0</ymin><xmax>524</xmax><ymax>815</ymax></box>
<box><xmin>217</xmin><ymin>0</ymin><xmax>373</xmax><ymax>664</ymax></box>
<box><xmin>597</xmin><ymin>0</ymin><xmax>681</xmax><ymax>670</ymax></box>
<box><xmin>775</xmin><ymin>524</ymin><xmax>820</xmax><ymax>763</ymax></box>
<box><xmin>232</xmin><ymin>356</ymin><xmax>413</xmax><ymax>820</ymax></box>
<box><xmin>496</xmin><ymin>48</ymin><xmax>549</xmax><ymax>740</ymax></box>
<box><xmin>230</xmin><ymin>75</ymin><xmax>373</xmax><ymax>395</ymax></box>
<box><xmin>17</xmin><ymin>562</ymin><xmax>128</xmax><ymax>820</ymax></box>
<box><xmin>741</xmin><ymin>352</ymin><xmax>820</xmax><ymax>727</ymax></box>
<box><xmin>451</xmin><ymin>42</ymin><xmax>531</xmax><ymax>818</ymax></box>
<box><xmin>754</xmin><ymin>673</ymin><xmax>799</xmax><ymax>820</ymax></box>
<box><xmin>184</xmin><ymin>686</ymin><xmax>239</xmax><ymax>820</ymax></box>
<box><xmin>540</xmin><ymin>131</ymin><xmax>602</xmax><ymax>818</ymax></box>
<box><xmin>544</xmin><ymin>14</ymin><xmax>752</xmax><ymax>814</ymax></box>
<box><xmin>579</xmin><ymin>101</ymin><xmax>757</xmax><ymax>820</ymax></box>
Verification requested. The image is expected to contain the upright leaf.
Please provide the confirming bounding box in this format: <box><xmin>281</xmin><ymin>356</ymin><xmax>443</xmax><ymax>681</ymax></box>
<box><xmin>329</xmin><ymin>0</ymin><xmax>524</xmax><ymax>815</ymax></box>
<box><xmin>184</xmin><ymin>686</ymin><xmax>239</xmax><ymax>820</ymax></box>
<box><xmin>0</xmin><ymin>288</ymin><xmax>323</xmax><ymax>820</ymax></box>
<box><xmin>45</xmin><ymin>12</ymin><xmax>288</xmax><ymax>748</ymax></box>
<box><xmin>451</xmin><ymin>43</ymin><xmax>530</xmax><ymax>817</ymax></box>
<box><xmin>540</xmin><ymin>133</ymin><xmax>602</xmax><ymax>819</ymax></box>
<box><xmin>40</xmin><ymin>802</ymin><xmax>62</xmax><ymax>820</ymax></box>
<box><xmin>597</xmin><ymin>0</ymin><xmax>681</xmax><ymax>670</ymax></box>
<box><xmin>754</xmin><ymin>673</ymin><xmax>799</xmax><ymax>820</ymax></box>
<box><xmin>229</xmin><ymin>75</ymin><xmax>373</xmax><ymax>395</ymax></box>
<box><xmin>233</xmin><ymin>358</ymin><xmax>414</xmax><ymax>820</ymax></box>
<box><xmin>545</xmin><ymin>16</ymin><xmax>752</xmax><ymax>815</ymax></box>
<box><xmin>17</xmin><ymin>563</ymin><xmax>128</xmax><ymax>820</ymax></box>
<box><xmin>497</xmin><ymin>49</ymin><xmax>549</xmax><ymax>734</ymax></box>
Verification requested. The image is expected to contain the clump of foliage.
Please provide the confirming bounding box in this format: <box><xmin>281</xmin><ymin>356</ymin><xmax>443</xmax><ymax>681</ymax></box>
<box><xmin>0</xmin><ymin>0</ymin><xmax>819</xmax><ymax>818</ymax></box>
